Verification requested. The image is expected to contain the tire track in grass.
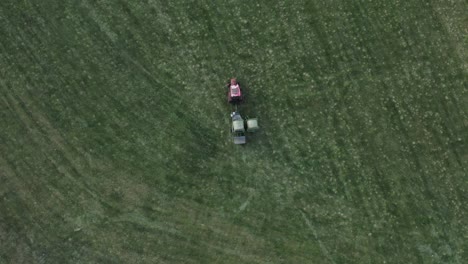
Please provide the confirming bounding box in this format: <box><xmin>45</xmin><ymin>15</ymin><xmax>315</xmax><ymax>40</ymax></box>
<box><xmin>0</xmin><ymin>127</ymin><xmax>82</xmax><ymax>263</ymax></box>
<box><xmin>81</xmin><ymin>1</ymin><xmax>227</xmax><ymax>164</ymax></box>
<box><xmin>0</xmin><ymin>81</ymin><xmax>120</xmax><ymax>215</ymax></box>
<box><xmin>56</xmin><ymin>16</ymin><xmax>222</xmax><ymax>185</ymax></box>
<box><xmin>0</xmin><ymin>107</ymin><xmax>65</xmax><ymax>208</ymax></box>
<box><xmin>0</xmin><ymin>148</ymin><xmax>67</xmax><ymax>222</ymax></box>
<box><xmin>61</xmin><ymin>1</ymin><xmax>202</xmax><ymax>167</ymax></box>
<box><xmin>79</xmin><ymin>0</ymin><xmax>191</xmax><ymax>115</ymax></box>
<box><xmin>102</xmin><ymin>191</ymin><xmax>270</xmax><ymax>263</ymax></box>
<box><xmin>0</xmin><ymin>4</ymin><xmax>102</xmax><ymax>139</ymax></box>
<box><xmin>1</xmin><ymin>91</ymin><xmax>89</xmax><ymax>194</ymax></box>
<box><xmin>332</xmin><ymin>72</ymin><xmax>446</xmax><ymax>260</ymax></box>
<box><xmin>382</xmin><ymin>87</ymin><xmax>466</xmax><ymax>254</ymax></box>
<box><xmin>436</xmin><ymin>100</ymin><xmax>467</xmax><ymax>169</ymax></box>
<box><xmin>329</xmin><ymin>90</ymin><xmax>377</xmax><ymax>222</ymax></box>
<box><xmin>429</xmin><ymin>0</ymin><xmax>468</xmax><ymax>73</ymax></box>
<box><xmin>299</xmin><ymin>210</ymin><xmax>336</xmax><ymax>264</ymax></box>
<box><xmin>198</xmin><ymin>1</ymin><xmax>232</xmax><ymax>77</ymax></box>
<box><xmin>1</xmin><ymin>94</ymin><xmax>122</xmax><ymax>262</ymax></box>
<box><xmin>350</xmin><ymin>72</ymin><xmax>466</xmax><ymax>243</ymax></box>
<box><xmin>384</xmin><ymin>94</ymin><xmax>435</xmax><ymax>197</ymax></box>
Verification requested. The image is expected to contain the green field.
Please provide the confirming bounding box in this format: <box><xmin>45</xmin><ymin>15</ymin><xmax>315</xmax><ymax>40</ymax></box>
<box><xmin>1</xmin><ymin>1</ymin><xmax>467</xmax><ymax>263</ymax></box>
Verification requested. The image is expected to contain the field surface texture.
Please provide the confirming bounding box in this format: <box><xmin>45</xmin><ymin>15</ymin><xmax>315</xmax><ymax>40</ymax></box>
<box><xmin>1</xmin><ymin>0</ymin><xmax>467</xmax><ymax>263</ymax></box>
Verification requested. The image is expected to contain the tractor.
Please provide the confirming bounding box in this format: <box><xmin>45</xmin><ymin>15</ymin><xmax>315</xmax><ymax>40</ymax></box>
<box><xmin>226</xmin><ymin>78</ymin><xmax>259</xmax><ymax>145</ymax></box>
<box><xmin>227</xmin><ymin>78</ymin><xmax>243</xmax><ymax>104</ymax></box>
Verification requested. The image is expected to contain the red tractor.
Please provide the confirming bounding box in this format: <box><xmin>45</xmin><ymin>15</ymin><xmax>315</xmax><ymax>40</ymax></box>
<box><xmin>224</xmin><ymin>78</ymin><xmax>259</xmax><ymax>145</ymax></box>
<box><xmin>227</xmin><ymin>78</ymin><xmax>243</xmax><ymax>104</ymax></box>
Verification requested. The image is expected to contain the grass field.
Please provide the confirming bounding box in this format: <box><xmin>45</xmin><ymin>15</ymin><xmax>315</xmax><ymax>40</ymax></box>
<box><xmin>1</xmin><ymin>0</ymin><xmax>467</xmax><ymax>263</ymax></box>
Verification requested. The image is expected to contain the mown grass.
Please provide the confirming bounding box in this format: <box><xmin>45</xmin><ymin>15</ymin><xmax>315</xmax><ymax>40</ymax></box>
<box><xmin>1</xmin><ymin>0</ymin><xmax>467</xmax><ymax>263</ymax></box>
